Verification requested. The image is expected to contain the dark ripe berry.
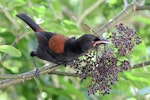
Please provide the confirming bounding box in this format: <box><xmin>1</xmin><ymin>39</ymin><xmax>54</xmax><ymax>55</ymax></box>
<box><xmin>135</xmin><ymin>36</ymin><xmax>142</xmax><ymax>44</ymax></box>
<box><xmin>120</xmin><ymin>60</ymin><xmax>131</xmax><ymax>71</ymax></box>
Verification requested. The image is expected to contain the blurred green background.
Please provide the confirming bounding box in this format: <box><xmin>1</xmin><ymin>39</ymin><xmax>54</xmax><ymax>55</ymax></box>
<box><xmin>0</xmin><ymin>0</ymin><xmax>150</xmax><ymax>100</ymax></box>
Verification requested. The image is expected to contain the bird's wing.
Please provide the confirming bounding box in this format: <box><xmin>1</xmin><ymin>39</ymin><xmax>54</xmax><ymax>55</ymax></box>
<box><xmin>34</xmin><ymin>32</ymin><xmax>54</xmax><ymax>46</ymax></box>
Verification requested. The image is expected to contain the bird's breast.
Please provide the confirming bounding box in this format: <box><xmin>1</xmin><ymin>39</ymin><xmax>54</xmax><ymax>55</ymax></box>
<box><xmin>48</xmin><ymin>34</ymin><xmax>68</xmax><ymax>54</ymax></box>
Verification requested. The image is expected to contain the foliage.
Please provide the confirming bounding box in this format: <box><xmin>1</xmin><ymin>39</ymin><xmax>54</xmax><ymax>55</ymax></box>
<box><xmin>0</xmin><ymin>0</ymin><xmax>150</xmax><ymax>100</ymax></box>
<box><xmin>0</xmin><ymin>45</ymin><xmax>21</xmax><ymax>57</ymax></box>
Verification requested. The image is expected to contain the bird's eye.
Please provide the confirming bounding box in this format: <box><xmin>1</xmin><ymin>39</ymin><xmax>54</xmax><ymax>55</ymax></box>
<box><xmin>94</xmin><ymin>38</ymin><xmax>100</xmax><ymax>41</ymax></box>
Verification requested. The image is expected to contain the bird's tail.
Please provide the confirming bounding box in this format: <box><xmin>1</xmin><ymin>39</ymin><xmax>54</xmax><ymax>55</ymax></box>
<box><xmin>16</xmin><ymin>14</ymin><xmax>44</xmax><ymax>32</ymax></box>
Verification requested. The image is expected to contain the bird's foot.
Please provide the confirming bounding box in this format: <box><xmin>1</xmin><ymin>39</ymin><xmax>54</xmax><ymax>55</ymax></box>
<box><xmin>34</xmin><ymin>68</ymin><xmax>40</xmax><ymax>77</ymax></box>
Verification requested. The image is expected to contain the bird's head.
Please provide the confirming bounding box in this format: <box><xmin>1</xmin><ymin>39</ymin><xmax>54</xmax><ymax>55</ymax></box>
<box><xmin>78</xmin><ymin>34</ymin><xmax>109</xmax><ymax>52</ymax></box>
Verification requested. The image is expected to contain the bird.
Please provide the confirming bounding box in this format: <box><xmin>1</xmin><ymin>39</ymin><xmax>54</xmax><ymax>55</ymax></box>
<box><xmin>16</xmin><ymin>14</ymin><xmax>108</xmax><ymax>76</ymax></box>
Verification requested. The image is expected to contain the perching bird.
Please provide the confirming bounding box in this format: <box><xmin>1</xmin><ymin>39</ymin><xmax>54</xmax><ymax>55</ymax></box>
<box><xmin>17</xmin><ymin>14</ymin><xmax>108</xmax><ymax>76</ymax></box>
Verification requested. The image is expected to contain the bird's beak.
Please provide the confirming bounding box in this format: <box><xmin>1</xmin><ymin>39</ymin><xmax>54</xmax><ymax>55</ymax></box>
<box><xmin>93</xmin><ymin>40</ymin><xmax>110</xmax><ymax>47</ymax></box>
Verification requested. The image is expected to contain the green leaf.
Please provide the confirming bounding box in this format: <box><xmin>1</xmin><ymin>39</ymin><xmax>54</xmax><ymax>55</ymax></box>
<box><xmin>109</xmin><ymin>0</ymin><xmax>117</xmax><ymax>4</ymax></box>
<box><xmin>51</xmin><ymin>0</ymin><xmax>61</xmax><ymax>12</ymax></box>
<box><xmin>135</xmin><ymin>17</ymin><xmax>150</xmax><ymax>25</ymax></box>
<box><xmin>62</xmin><ymin>20</ymin><xmax>75</xmax><ymax>26</ymax></box>
<box><xmin>61</xmin><ymin>20</ymin><xmax>77</xmax><ymax>28</ymax></box>
<box><xmin>0</xmin><ymin>45</ymin><xmax>21</xmax><ymax>57</ymax></box>
<box><xmin>7</xmin><ymin>0</ymin><xmax>26</xmax><ymax>9</ymax></box>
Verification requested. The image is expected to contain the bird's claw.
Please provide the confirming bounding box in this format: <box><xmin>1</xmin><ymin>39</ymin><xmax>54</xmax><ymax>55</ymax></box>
<box><xmin>34</xmin><ymin>68</ymin><xmax>40</xmax><ymax>77</ymax></box>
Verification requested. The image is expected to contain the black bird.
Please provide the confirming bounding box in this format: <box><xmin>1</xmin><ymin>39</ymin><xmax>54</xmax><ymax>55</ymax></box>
<box><xmin>17</xmin><ymin>14</ymin><xmax>108</xmax><ymax>76</ymax></box>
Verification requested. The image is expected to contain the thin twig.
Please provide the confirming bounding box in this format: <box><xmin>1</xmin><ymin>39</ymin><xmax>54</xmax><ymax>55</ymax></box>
<box><xmin>77</xmin><ymin>0</ymin><xmax>104</xmax><ymax>26</ymax></box>
<box><xmin>1</xmin><ymin>6</ymin><xmax>20</xmax><ymax>29</ymax></box>
<box><xmin>84</xmin><ymin>23</ymin><xmax>99</xmax><ymax>37</ymax></box>
<box><xmin>124</xmin><ymin>0</ymin><xmax>128</xmax><ymax>7</ymax></box>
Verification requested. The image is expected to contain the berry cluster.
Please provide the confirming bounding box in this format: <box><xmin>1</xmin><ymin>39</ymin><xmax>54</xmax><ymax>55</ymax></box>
<box><xmin>67</xmin><ymin>23</ymin><xmax>141</xmax><ymax>95</ymax></box>
<box><xmin>68</xmin><ymin>50</ymin><xmax>130</xmax><ymax>95</ymax></box>
<box><xmin>87</xmin><ymin>51</ymin><xmax>119</xmax><ymax>95</ymax></box>
<box><xmin>111</xmin><ymin>23</ymin><xmax>141</xmax><ymax>56</ymax></box>
<box><xmin>68</xmin><ymin>50</ymin><xmax>96</xmax><ymax>80</ymax></box>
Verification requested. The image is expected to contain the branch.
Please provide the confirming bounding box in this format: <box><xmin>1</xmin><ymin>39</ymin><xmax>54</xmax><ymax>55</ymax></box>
<box><xmin>62</xmin><ymin>6</ymin><xmax>77</xmax><ymax>18</ymax></box>
<box><xmin>49</xmin><ymin>71</ymin><xmax>78</xmax><ymax>77</ymax></box>
<box><xmin>0</xmin><ymin>64</ymin><xmax>62</xmax><ymax>89</ymax></box>
<box><xmin>132</xmin><ymin>61</ymin><xmax>150</xmax><ymax>69</ymax></box>
<box><xmin>124</xmin><ymin>0</ymin><xmax>128</xmax><ymax>7</ymax></box>
<box><xmin>77</xmin><ymin>0</ymin><xmax>104</xmax><ymax>26</ymax></box>
<box><xmin>0</xmin><ymin>69</ymin><xmax>78</xmax><ymax>79</ymax></box>
<box><xmin>96</xmin><ymin>2</ymin><xmax>150</xmax><ymax>36</ymax></box>
<box><xmin>0</xmin><ymin>60</ymin><xmax>150</xmax><ymax>89</ymax></box>
<box><xmin>136</xmin><ymin>5</ymin><xmax>150</xmax><ymax>10</ymax></box>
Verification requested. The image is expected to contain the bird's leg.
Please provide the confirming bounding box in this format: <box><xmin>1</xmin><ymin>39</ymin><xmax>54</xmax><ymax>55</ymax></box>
<box><xmin>30</xmin><ymin>51</ymin><xmax>39</xmax><ymax>77</ymax></box>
